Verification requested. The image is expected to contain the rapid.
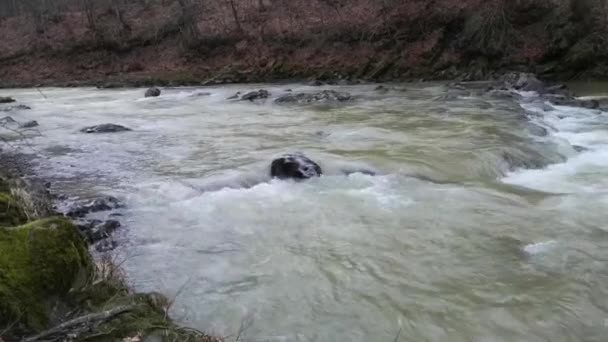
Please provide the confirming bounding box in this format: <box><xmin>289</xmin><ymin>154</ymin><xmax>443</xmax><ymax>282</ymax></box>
<box><xmin>2</xmin><ymin>82</ymin><xmax>608</xmax><ymax>341</ymax></box>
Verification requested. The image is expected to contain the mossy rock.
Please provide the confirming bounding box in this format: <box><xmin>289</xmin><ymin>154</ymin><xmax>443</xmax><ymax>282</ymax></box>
<box><xmin>0</xmin><ymin>217</ymin><xmax>92</xmax><ymax>332</ymax></box>
<box><xmin>0</xmin><ymin>192</ymin><xmax>28</xmax><ymax>227</ymax></box>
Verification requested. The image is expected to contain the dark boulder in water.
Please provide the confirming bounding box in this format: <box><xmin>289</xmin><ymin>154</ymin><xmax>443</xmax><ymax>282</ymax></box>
<box><xmin>270</xmin><ymin>153</ymin><xmax>322</xmax><ymax>180</ymax></box>
<box><xmin>80</xmin><ymin>124</ymin><xmax>132</xmax><ymax>133</ymax></box>
<box><xmin>19</xmin><ymin>120</ymin><xmax>39</xmax><ymax>128</ymax></box>
<box><xmin>0</xmin><ymin>96</ymin><xmax>16</xmax><ymax>103</ymax></box>
<box><xmin>145</xmin><ymin>87</ymin><xmax>161</xmax><ymax>97</ymax></box>
<box><xmin>241</xmin><ymin>89</ymin><xmax>270</xmax><ymax>101</ymax></box>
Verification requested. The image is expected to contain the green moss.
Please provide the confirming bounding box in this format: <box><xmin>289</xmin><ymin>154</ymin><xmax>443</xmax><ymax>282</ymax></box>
<box><xmin>0</xmin><ymin>192</ymin><xmax>28</xmax><ymax>227</ymax></box>
<box><xmin>0</xmin><ymin>217</ymin><xmax>92</xmax><ymax>331</ymax></box>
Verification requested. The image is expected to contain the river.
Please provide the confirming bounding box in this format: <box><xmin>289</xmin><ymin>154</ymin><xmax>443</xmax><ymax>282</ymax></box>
<box><xmin>2</xmin><ymin>83</ymin><xmax>608</xmax><ymax>341</ymax></box>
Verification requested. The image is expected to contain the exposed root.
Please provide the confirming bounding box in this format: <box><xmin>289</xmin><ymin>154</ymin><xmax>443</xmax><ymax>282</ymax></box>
<box><xmin>22</xmin><ymin>305</ymin><xmax>135</xmax><ymax>342</ymax></box>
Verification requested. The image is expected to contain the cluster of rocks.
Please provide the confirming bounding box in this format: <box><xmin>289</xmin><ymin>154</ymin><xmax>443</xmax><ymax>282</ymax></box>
<box><xmin>65</xmin><ymin>195</ymin><xmax>125</xmax><ymax>251</ymax></box>
<box><xmin>275</xmin><ymin>90</ymin><xmax>352</xmax><ymax>104</ymax></box>
<box><xmin>0</xmin><ymin>115</ymin><xmax>39</xmax><ymax>129</ymax></box>
<box><xmin>1</xmin><ymin>97</ymin><xmax>37</xmax><ymax>130</ymax></box>
<box><xmin>0</xmin><ymin>104</ymin><xmax>31</xmax><ymax>112</ymax></box>
<box><xmin>241</xmin><ymin>89</ymin><xmax>270</xmax><ymax>101</ymax></box>
<box><xmin>492</xmin><ymin>72</ymin><xmax>608</xmax><ymax>111</ymax></box>
<box><xmin>226</xmin><ymin>88</ymin><xmax>354</xmax><ymax>104</ymax></box>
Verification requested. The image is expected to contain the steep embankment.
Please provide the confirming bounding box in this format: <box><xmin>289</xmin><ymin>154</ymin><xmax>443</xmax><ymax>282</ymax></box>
<box><xmin>0</xmin><ymin>0</ymin><xmax>607</xmax><ymax>87</ymax></box>
<box><xmin>0</xmin><ymin>159</ymin><xmax>220</xmax><ymax>341</ymax></box>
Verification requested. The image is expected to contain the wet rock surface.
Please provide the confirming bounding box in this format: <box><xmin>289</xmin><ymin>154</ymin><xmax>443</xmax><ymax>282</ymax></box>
<box><xmin>241</xmin><ymin>89</ymin><xmax>270</xmax><ymax>101</ymax></box>
<box><xmin>275</xmin><ymin>90</ymin><xmax>352</xmax><ymax>104</ymax></box>
<box><xmin>0</xmin><ymin>96</ymin><xmax>16</xmax><ymax>103</ymax></box>
<box><xmin>19</xmin><ymin>120</ymin><xmax>39</xmax><ymax>128</ymax></box>
<box><xmin>80</xmin><ymin>123</ymin><xmax>132</xmax><ymax>133</ymax></box>
<box><xmin>66</xmin><ymin>196</ymin><xmax>124</xmax><ymax>218</ymax></box>
<box><xmin>270</xmin><ymin>153</ymin><xmax>322</xmax><ymax>180</ymax></box>
<box><xmin>145</xmin><ymin>87</ymin><xmax>161</xmax><ymax>97</ymax></box>
<box><xmin>0</xmin><ymin>104</ymin><xmax>31</xmax><ymax>112</ymax></box>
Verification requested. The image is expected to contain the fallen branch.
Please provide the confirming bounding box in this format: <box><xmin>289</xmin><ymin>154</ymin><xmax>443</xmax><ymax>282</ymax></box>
<box><xmin>22</xmin><ymin>305</ymin><xmax>135</xmax><ymax>342</ymax></box>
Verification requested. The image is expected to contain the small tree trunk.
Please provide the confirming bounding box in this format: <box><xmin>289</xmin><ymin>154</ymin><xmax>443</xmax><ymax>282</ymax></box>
<box><xmin>227</xmin><ymin>0</ymin><xmax>243</xmax><ymax>34</ymax></box>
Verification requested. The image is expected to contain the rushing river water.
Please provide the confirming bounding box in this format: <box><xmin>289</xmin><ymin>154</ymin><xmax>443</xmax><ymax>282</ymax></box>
<box><xmin>2</xmin><ymin>83</ymin><xmax>608</xmax><ymax>341</ymax></box>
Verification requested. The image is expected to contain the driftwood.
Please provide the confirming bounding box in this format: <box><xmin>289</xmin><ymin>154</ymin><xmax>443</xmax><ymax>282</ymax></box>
<box><xmin>22</xmin><ymin>305</ymin><xmax>135</xmax><ymax>342</ymax></box>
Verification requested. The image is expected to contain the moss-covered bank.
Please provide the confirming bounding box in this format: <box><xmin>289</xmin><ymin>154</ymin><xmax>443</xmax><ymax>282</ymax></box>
<box><xmin>0</xmin><ymin>174</ymin><xmax>220</xmax><ymax>341</ymax></box>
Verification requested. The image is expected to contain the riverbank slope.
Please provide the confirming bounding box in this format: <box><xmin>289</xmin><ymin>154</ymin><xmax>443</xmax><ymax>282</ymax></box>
<box><xmin>1</xmin><ymin>0</ymin><xmax>608</xmax><ymax>87</ymax></box>
<box><xmin>0</xmin><ymin>156</ymin><xmax>220</xmax><ymax>342</ymax></box>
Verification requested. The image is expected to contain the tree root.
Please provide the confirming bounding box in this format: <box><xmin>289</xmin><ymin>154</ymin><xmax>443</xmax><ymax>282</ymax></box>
<box><xmin>22</xmin><ymin>305</ymin><xmax>135</xmax><ymax>342</ymax></box>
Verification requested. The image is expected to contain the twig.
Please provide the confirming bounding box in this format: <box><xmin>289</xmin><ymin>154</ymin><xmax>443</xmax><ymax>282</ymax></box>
<box><xmin>235</xmin><ymin>313</ymin><xmax>254</xmax><ymax>342</ymax></box>
<box><xmin>36</xmin><ymin>87</ymin><xmax>47</xmax><ymax>100</ymax></box>
<box><xmin>0</xmin><ymin>313</ymin><xmax>22</xmax><ymax>338</ymax></box>
<box><xmin>22</xmin><ymin>305</ymin><xmax>135</xmax><ymax>342</ymax></box>
<box><xmin>393</xmin><ymin>327</ymin><xmax>402</xmax><ymax>342</ymax></box>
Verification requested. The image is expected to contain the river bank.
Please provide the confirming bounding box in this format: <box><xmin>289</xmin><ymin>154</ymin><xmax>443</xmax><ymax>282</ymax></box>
<box><xmin>0</xmin><ymin>154</ymin><xmax>220</xmax><ymax>341</ymax></box>
<box><xmin>2</xmin><ymin>0</ymin><xmax>608</xmax><ymax>88</ymax></box>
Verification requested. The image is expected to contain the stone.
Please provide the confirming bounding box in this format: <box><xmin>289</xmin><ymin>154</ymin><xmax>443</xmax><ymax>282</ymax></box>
<box><xmin>275</xmin><ymin>90</ymin><xmax>352</xmax><ymax>104</ymax></box>
<box><xmin>145</xmin><ymin>87</ymin><xmax>161</xmax><ymax>97</ymax></box>
<box><xmin>80</xmin><ymin>124</ymin><xmax>132</xmax><ymax>133</ymax></box>
<box><xmin>241</xmin><ymin>89</ymin><xmax>270</xmax><ymax>101</ymax></box>
<box><xmin>66</xmin><ymin>196</ymin><xmax>124</xmax><ymax>218</ymax></box>
<box><xmin>0</xmin><ymin>97</ymin><xmax>16</xmax><ymax>103</ymax></box>
<box><xmin>227</xmin><ymin>91</ymin><xmax>241</xmax><ymax>100</ymax></box>
<box><xmin>19</xmin><ymin>120</ymin><xmax>39</xmax><ymax>128</ymax></box>
<box><xmin>270</xmin><ymin>153</ymin><xmax>322</xmax><ymax>180</ymax></box>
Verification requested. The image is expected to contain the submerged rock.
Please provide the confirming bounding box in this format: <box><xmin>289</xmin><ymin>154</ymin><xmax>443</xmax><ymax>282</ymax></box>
<box><xmin>275</xmin><ymin>90</ymin><xmax>352</xmax><ymax>104</ymax></box>
<box><xmin>0</xmin><ymin>115</ymin><xmax>17</xmax><ymax>125</ymax></box>
<box><xmin>85</xmin><ymin>219</ymin><xmax>121</xmax><ymax>243</ymax></box>
<box><xmin>66</xmin><ymin>196</ymin><xmax>124</xmax><ymax>218</ymax></box>
<box><xmin>80</xmin><ymin>124</ymin><xmax>132</xmax><ymax>133</ymax></box>
<box><xmin>0</xmin><ymin>104</ymin><xmax>31</xmax><ymax>112</ymax></box>
<box><xmin>527</xmin><ymin>123</ymin><xmax>549</xmax><ymax>137</ymax></box>
<box><xmin>486</xmin><ymin>89</ymin><xmax>523</xmax><ymax>100</ymax></box>
<box><xmin>501</xmin><ymin>72</ymin><xmax>546</xmax><ymax>93</ymax></box>
<box><xmin>270</xmin><ymin>153</ymin><xmax>322</xmax><ymax>180</ymax></box>
<box><xmin>308</xmin><ymin>80</ymin><xmax>324</xmax><ymax>86</ymax></box>
<box><xmin>549</xmin><ymin>97</ymin><xmax>600</xmax><ymax>109</ymax></box>
<box><xmin>573</xmin><ymin>145</ymin><xmax>589</xmax><ymax>153</ymax></box>
<box><xmin>0</xmin><ymin>96</ymin><xmax>16</xmax><ymax>103</ymax></box>
<box><xmin>227</xmin><ymin>91</ymin><xmax>241</xmax><ymax>100</ymax></box>
<box><xmin>19</xmin><ymin>120</ymin><xmax>39</xmax><ymax>128</ymax></box>
<box><xmin>241</xmin><ymin>89</ymin><xmax>270</xmax><ymax>101</ymax></box>
<box><xmin>145</xmin><ymin>87</ymin><xmax>161</xmax><ymax>97</ymax></box>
